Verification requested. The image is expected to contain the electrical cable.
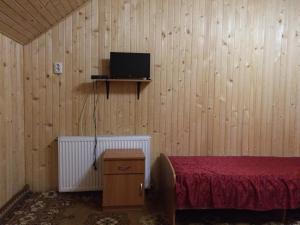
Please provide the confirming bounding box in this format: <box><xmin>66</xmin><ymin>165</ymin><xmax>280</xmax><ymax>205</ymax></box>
<box><xmin>93</xmin><ymin>81</ymin><xmax>98</xmax><ymax>170</ymax></box>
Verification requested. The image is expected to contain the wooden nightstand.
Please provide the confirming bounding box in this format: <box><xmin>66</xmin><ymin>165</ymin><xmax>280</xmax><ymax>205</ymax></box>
<box><xmin>102</xmin><ymin>149</ymin><xmax>145</xmax><ymax>208</ymax></box>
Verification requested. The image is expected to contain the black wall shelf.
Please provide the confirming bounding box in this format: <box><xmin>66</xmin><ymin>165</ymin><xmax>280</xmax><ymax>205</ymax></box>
<box><xmin>91</xmin><ymin>77</ymin><xmax>151</xmax><ymax>100</ymax></box>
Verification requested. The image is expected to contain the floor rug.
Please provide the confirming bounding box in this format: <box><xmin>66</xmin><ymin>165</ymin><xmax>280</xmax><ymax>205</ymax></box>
<box><xmin>1</xmin><ymin>191</ymin><xmax>167</xmax><ymax>225</ymax></box>
<box><xmin>2</xmin><ymin>192</ymin><xmax>71</xmax><ymax>225</ymax></box>
<box><xmin>84</xmin><ymin>212</ymin><xmax>130</xmax><ymax>225</ymax></box>
<box><xmin>2</xmin><ymin>191</ymin><xmax>74</xmax><ymax>225</ymax></box>
<box><xmin>3</xmin><ymin>191</ymin><xmax>300</xmax><ymax>225</ymax></box>
<box><xmin>139</xmin><ymin>214</ymin><xmax>167</xmax><ymax>225</ymax></box>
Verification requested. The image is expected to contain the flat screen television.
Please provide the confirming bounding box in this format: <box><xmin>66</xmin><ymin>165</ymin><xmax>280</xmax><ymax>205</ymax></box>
<box><xmin>110</xmin><ymin>52</ymin><xmax>150</xmax><ymax>79</ymax></box>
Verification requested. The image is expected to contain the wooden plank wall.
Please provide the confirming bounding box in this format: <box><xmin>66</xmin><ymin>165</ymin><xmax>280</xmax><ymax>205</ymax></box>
<box><xmin>0</xmin><ymin>33</ymin><xmax>24</xmax><ymax>208</ymax></box>
<box><xmin>24</xmin><ymin>0</ymin><xmax>300</xmax><ymax>192</ymax></box>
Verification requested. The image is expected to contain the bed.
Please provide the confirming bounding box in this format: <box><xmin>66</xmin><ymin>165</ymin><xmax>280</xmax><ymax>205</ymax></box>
<box><xmin>159</xmin><ymin>154</ymin><xmax>300</xmax><ymax>225</ymax></box>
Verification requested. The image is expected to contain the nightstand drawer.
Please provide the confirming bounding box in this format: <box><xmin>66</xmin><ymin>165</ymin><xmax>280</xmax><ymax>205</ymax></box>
<box><xmin>103</xmin><ymin>159</ymin><xmax>144</xmax><ymax>174</ymax></box>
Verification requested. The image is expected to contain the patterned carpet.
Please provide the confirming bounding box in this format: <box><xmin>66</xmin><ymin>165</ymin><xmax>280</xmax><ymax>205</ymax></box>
<box><xmin>2</xmin><ymin>191</ymin><xmax>300</xmax><ymax>225</ymax></box>
<box><xmin>1</xmin><ymin>191</ymin><xmax>167</xmax><ymax>225</ymax></box>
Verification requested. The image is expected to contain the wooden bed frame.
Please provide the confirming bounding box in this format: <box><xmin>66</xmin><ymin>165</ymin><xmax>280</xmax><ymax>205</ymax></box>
<box><xmin>159</xmin><ymin>153</ymin><xmax>176</xmax><ymax>225</ymax></box>
<box><xmin>159</xmin><ymin>153</ymin><xmax>289</xmax><ymax>225</ymax></box>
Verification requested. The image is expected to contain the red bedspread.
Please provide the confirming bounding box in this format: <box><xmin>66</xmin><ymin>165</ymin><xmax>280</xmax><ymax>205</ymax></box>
<box><xmin>169</xmin><ymin>156</ymin><xmax>300</xmax><ymax>210</ymax></box>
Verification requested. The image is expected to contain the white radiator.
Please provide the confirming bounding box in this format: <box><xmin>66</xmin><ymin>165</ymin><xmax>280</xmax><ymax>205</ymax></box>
<box><xmin>58</xmin><ymin>136</ymin><xmax>151</xmax><ymax>192</ymax></box>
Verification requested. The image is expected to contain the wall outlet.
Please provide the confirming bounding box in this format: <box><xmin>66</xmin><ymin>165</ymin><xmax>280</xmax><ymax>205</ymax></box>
<box><xmin>53</xmin><ymin>62</ymin><xmax>63</xmax><ymax>74</ymax></box>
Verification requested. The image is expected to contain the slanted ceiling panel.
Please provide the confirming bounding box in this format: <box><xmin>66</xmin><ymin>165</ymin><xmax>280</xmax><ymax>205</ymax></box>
<box><xmin>0</xmin><ymin>0</ymin><xmax>89</xmax><ymax>45</ymax></box>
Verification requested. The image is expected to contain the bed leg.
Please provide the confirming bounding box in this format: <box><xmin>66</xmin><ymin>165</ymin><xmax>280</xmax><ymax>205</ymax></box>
<box><xmin>168</xmin><ymin>212</ymin><xmax>175</xmax><ymax>225</ymax></box>
<box><xmin>159</xmin><ymin>154</ymin><xmax>176</xmax><ymax>225</ymax></box>
<box><xmin>165</xmin><ymin>204</ymin><xmax>175</xmax><ymax>225</ymax></box>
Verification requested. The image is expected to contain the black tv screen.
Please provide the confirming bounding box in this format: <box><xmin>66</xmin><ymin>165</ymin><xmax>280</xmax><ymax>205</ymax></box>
<box><xmin>110</xmin><ymin>52</ymin><xmax>150</xmax><ymax>79</ymax></box>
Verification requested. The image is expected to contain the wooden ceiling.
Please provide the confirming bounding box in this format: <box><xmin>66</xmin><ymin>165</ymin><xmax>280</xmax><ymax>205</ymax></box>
<box><xmin>0</xmin><ymin>0</ymin><xmax>89</xmax><ymax>45</ymax></box>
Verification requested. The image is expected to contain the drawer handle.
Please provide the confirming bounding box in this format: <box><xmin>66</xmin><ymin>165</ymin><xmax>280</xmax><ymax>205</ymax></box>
<box><xmin>118</xmin><ymin>166</ymin><xmax>131</xmax><ymax>171</ymax></box>
<box><xmin>139</xmin><ymin>183</ymin><xmax>143</xmax><ymax>195</ymax></box>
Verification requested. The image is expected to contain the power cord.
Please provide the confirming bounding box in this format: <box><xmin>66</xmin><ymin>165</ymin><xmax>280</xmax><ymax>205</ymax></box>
<box><xmin>93</xmin><ymin>81</ymin><xmax>99</xmax><ymax>170</ymax></box>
